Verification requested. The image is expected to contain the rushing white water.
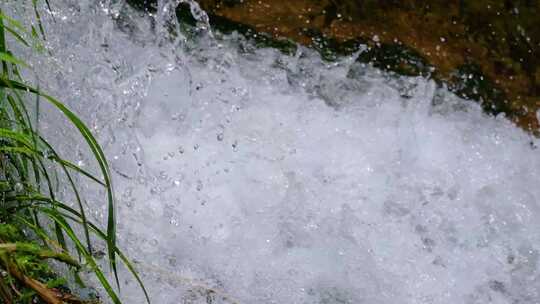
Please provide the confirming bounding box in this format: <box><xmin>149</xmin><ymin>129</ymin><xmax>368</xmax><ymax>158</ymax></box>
<box><xmin>10</xmin><ymin>0</ymin><xmax>540</xmax><ymax>303</ymax></box>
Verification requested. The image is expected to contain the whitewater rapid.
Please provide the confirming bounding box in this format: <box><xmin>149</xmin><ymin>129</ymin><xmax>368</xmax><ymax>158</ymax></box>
<box><xmin>12</xmin><ymin>1</ymin><xmax>540</xmax><ymax>303</ymax></box>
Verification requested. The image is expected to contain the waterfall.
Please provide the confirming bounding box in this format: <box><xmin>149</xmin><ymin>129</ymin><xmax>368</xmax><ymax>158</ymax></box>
<box><xmin>9</xmin><ymin>1</ymin><xmax>540</xmax><ymax>303</ymax></box>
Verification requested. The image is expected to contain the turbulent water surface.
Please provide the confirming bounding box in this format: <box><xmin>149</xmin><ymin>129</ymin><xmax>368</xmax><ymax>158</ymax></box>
<box><xmin>11</xmin><ymin>1</ymin><xmax>540</xmax><ymax>303</ymax></box>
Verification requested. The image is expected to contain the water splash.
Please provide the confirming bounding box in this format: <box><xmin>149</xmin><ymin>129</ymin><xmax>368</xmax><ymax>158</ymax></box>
<box><xmin>12</xmin><ymin>1</ymin><xmax>540</xmax><ymax>303</ymax></box>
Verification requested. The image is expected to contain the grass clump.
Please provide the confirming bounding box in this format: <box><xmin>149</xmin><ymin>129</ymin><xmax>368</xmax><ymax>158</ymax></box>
<box><xmin>0</xmin><ymin>1</ymin><xmax>149</xmax><ymax>303</ymax></box>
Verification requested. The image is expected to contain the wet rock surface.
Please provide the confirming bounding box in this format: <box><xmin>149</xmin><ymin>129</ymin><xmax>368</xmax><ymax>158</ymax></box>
<box><xmin>128</xmin><ymin>0</ymin><xmax>540</xmax><ymax>132</ymax></box>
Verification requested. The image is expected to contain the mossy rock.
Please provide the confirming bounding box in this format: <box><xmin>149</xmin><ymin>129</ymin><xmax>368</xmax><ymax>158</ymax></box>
<box><xmin>175</xmin><ymin>2</ymin><xmax>198</xmax><ymax>27</ymax></box>
<box><xmin>448</xmin><ymin>63</ymin><xmax>513</xmax><ymax>117</ymax></box>
<box><xmin>0</xmin><ymin>224</ymin><xmax>72</xmax><ymax>303</ymax></box>
<box><xmin>203</xmin><ymin>13</ymin><xmax>298</xmax><ymax>55</ymax></box>
<box><xmin>125</xmin><ymin>0</ymin><xmax>157</xmax><ymax>13</ymax></box>
<box><xmin>0</xmin><ymin>223</ymin><xmax>22</xmax><ymax>241</ymax></box>
<box><xmin>356</xmin><ymin>43</ymin><xmax>433</xmax><ymax>77</ymax></box>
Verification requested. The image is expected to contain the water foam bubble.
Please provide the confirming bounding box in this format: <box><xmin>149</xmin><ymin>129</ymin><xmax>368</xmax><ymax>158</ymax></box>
<box><xmin>17</xmin><ymin>1</ymin><xmax>540</xmax><ymax>303</ymax></box>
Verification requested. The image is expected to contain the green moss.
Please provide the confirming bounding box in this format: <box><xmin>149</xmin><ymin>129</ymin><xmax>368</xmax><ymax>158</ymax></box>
<box><xmin>0</xmin><ymin>224</ymin><xmax>71</xmax><ymax>303</ymax></box>
<box><xmin>207</xmin><ymin>14</ymin><xmax>298</xmax><ymax>55</ymax></box>
<box><xmin>448</xmin><ymin>63</ymin><xmax>513</xmax><ymax>117</ymax></box>
<box><xmin>304</xmin><ymin>29</ymin><xmax>365</xmax><ymax>61</ymax></box>
<box><xmin>173</xmin><ymin>2</ymin><xmax>298</xmax><ymax>55</ymax></box>
<box><xmin>1</xmin><ymin>4</ymin><xmax>148</xmax><ymax>303</ymax></box>
<box><xmin>0</xmin><ymin>224</ymin><xmax>24</xmax><ymax>242</ymax></box>
<box><xmin>356</xmin><ymin>43</ymin><xmax>432</xmax><ymax>77</ymax></box>
<box><xmin>175</xmin><ymin>2</ymin><xmax>198</xmax><ymax>27</ymax></box>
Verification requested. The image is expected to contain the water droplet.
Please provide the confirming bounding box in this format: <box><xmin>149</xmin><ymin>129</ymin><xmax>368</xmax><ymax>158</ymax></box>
<box><xmin>150</xmin><ymin>186</ymin><xmax>162</xmax><ymax>195</ymax></box>
<box><xmin>14</xmin><ymin>183</ymin><xmax>24</xmax><ymax>193</ymax></box>
<box><xmin>44</xmin><ymin>149</ymin><xmax>55</xmax><ymax>159</ymax></box>
<box><xmin>171</xmin><ymin>113</ymin><xmax>185</xmax><ymax>121</ymax></box>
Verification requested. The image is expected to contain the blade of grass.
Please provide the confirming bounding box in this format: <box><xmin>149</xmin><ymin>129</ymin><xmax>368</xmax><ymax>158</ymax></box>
<box><xmin>37</xmin><ymin>136</ymin><xmax>106</xmax><ymax>186</ymax></box>
<box><xmin>43</xmin><ymin>0</ymin><xmax>53</xmax><ymax>14</ymax></box>
<box><xmin>0</xmin><ymin>13</ymin><xmax>6</xmax><ymax>75</ymax></box>
<box><xmin>2</xmin><ymin>25</ymin><xmax>31</xmax><ymax>47</ymax></box>
<box><xmin>0</xmin><ymin>136</ymin><xmax>69</xmax><ymax>252</ymax></box>
<box><xmin>43</xmin><ymin>145</ymin><xmax>94</xmax><ymax>255</ymax></box>
<box><xmin>62</xmin><ymin>213</ymin><xmax>151</xmax><ymax>304</ymax></box>
<box><xmin>36</xmin><ymin>207</ymin><xmax>121</xmax><ymax>304</ymax></box>
<box><xmin>31</xmin><ymin>0</ymin><xmax>46</xmax><ymax>41</ymax></box>
<box><xmin>0</xmin><ymin>12</ymin><xmax>29</xmax><ymax>34</ymax></box>
<box><xmin>0</xmin><ymin>77</ymin><xmax>119</xmax><ymax>287</ymax></box>
<box><xmin>0</xmin><ymin>5</ymin><xmax>148</xmax><ymax>302</ymax></box>
<box><xmin>0</xmin><ymin>12</ymin><xmax>31</xmax><ymax>47</ymax></box>
<box><xmin>2</xmin><ymin>119</ymin><xmax>103</xmax><ymax>254</ymax></box>
<box><xmin>0</xmin><ymin>243</ymin><xmax>80</xmax><ymax>268</ymax></box>
<box><xmin>0</xmin><ymin>128</ymin><xmax>35</xmax><ymax>147</ymax></box>
<box><xmin>0</xmin><ymin>51</ymin><xmax>28</xmax><ymax>68</ymax></box>
<box><xmin>11</xmin><ymin>195</ymin><xmax>150</xmax><ymax>304</ymax></box>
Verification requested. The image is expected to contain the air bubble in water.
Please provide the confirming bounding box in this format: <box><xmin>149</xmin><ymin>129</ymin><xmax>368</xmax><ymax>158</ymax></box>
<box><xmin>14</xmin><ymin>182</ymin><xmax>24</xmax><ymax>193</ymax></box>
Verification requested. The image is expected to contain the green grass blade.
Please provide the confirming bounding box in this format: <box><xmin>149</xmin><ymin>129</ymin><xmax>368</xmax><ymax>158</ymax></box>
<box><xmin>43</xmin><ymin>0</ymin><xmax>53</xmax><ymax>13</ymax></box>
<box><xmin>31</xmin><ymin>0</ymin><xmax>46</xmax><ymax>40</ymax></box>
<box><xmin>0</xmin><ymin>146</ymin><xmax>35</xmax><ymax>155</ymax></box>
<box><xmin>53</xmin><ymin>157</ymin><xmax>106</xmax><ymax>186</ymax></box>
<box><xmin>6</xmin><ymin>95</ymin><xmax>30</xmax><ymax>131</ymax></box>
<box><xmin>36</xmin><ymin>207</ymin><xmax>122</xmax><ymax>304</ymax></box>
<box><xmin>30</xmin><ymin>199</ymin><xmax>150</xmax><ymax>304</ymax></box>
<box><xmin>71</xmin><ymin>216</ymin><xmax>151</xmax><ymax>304</ymax></box>
<box><xmin>0</xmin><ymin>12</ymin><xmax>31</xmax><ymax>47</ymax></box>
<box><xmin>2</xmin><ymin>25</ymin><xmax>31</xmax><ymax>47</ymax></box>
<box><xmin>44</xmin><ymin>145</ymin><xmax>94</xmax><ymax>254</ymax></box>
<box><xmin>0</xmin><ymin>5</ymin><xmax>148</xmax><ymax>301</ymax></box>
<box><xmin>0</xmin><ymin>51</ymin><xmax>28</xmax><ymax>67</ymax></box>
<box><xmin>0</xmin><ymin>77</ymin><xmax>118</xmax><ymax>282</ymax></box>
<box><xmin>0</xmin><ymin>12</ymin><xmax>6</xmax><ymax>56</ymax></box>
<box><xmin>37</xmin><ymin>135</ymin><xmax>106</xmax><ymax>186</ymax></box>
<box><xmin>0</xmin><ymin>12</ymin><xmax>29</xmax><ymax>34</ymax></box>
<box><xmin>0</xmin><ymin>128</ymin><xmax>34</xmax><ymax>147</ymax></box>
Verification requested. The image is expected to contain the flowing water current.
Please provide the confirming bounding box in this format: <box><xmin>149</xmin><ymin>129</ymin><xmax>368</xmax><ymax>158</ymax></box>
<box><xmin>8</xmin><ymin>1</ymin><xmax>540</xmax><ymax>303</ymax></box>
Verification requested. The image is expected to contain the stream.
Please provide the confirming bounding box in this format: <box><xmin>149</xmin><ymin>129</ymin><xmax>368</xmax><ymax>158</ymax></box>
<box><xmin>10</xmin><ymin>0</ymin><xmax>540</xmax><ymax>303</ymax></box>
